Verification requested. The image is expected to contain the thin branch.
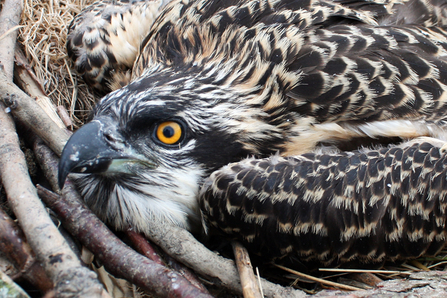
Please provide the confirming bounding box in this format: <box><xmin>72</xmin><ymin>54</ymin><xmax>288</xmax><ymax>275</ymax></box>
<box><xmin>232</xmin><ymin>241</ymin><xmax>263</xmax><ymax>298</ymax></box>
<box><xmin>126</xmin><ymin>230</ymin><xmax>210</xmax><ymax>294</ymax></box>
<box><xmin>125</xmin><ymin>229</ymin><xmax>165</xmax><ymax>266</ymax></box>
<box><xmin>37</xmin><ymin>184</ymin><xmax>214</xmax><ymax>298</ymax></box>
<box><xmin>143</xmin><ymin>218</ymin><xmax>306</xmax><ymax>298</ymax></box>
<box><xmin>276</xmin><ymin>264</ymin><xmax>362</xmax><ymax>292</ymax></box>
<box><xmin>0</xmin><ymin>270</ymin><xmax>30</xmax><ymax>298</ymax></box>
<box><xmin>0</xmin><ymin>0</ymin><xmax>109</xmax><ymax>296</ymax></box>
<box><xmin>0</xmin><ymin>70</ymin><xmax>70</xmax><ymax>156</ymax></box>
<box><xmin>0</xmin><ymin>207</ymin><xmax>53</xmax><ymax>292</ymax></box>
<box><xmin>0</xmin><ymin>0</ymin><xmax>21</xmax><ymax>80</ymax></box>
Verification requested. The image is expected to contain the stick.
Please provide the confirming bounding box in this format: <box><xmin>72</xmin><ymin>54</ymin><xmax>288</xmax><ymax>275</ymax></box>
<box><xmin>143</xmin><ymin>219</ymin><xmax>306</xmax><ymax>298</ymax></box>
<box><xmin>126</xmin><ymin>229</ymin><xmax>211</xmax><ymax>295</ymax></box>
<box><xmin>37</xmin><ymin>184</ymin><xmax>214</xmax><ymax>298</ymax></box>
<box><xmin>165</xmin><ymin>254</ymin><xmax>211</xmax><ymax>294</ymax></box>
<box><xmin>232</xmin><ymin>241</ymin><xmax>263</xmax><ymax>298</ymax></box>
<box><xmin>0</xmin><ymin>70</ymin><xmax>70</xmax><ymax>156</ymax></box>
<box><xmin>0</xmin><ymin>270</ymin><xmax>30</xmax><ymax>298</ymax></box>
<box><xmin>276</xmin><ymin>264</ymin><xmax>362</xmax><ymax>291</ymax></box>
<box><xmin>0</xmin><ymin>0</ymin><xmax>21</xmax><ymax>80</ymax></box>
<box><xmin>125</xmin><ymin>229</ymin><xmax>165</xmax><ymax>266</ymax></box>
<box><xmin>318</xmin><ymin>268</ymin><xmax>411</xmax><ymax>275</ymax></box>
<box><xmin>0</xmin><ymin>207</ymin><xmax>53</xmax><ymax>293</ymax></box>
<box><xmin>14</xmin><ymin>48</ymin><xmax>68</xmax><ymax>130</ymax></box>
<box><xmin>0</xmin><ymin>0</ymin><xmax>109</xmax><ymax>296</ymax></box>
<box><xmin>348</xmin><ymin>273</ymin><xmax>383</xmax><ymax>288</ymax></box>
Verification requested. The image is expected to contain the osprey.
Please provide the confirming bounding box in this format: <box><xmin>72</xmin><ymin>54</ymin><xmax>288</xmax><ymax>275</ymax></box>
<box><xmin>60</xmin><ymin>0</ymin><xmax>447</xmax><ymax>262</ymax></box>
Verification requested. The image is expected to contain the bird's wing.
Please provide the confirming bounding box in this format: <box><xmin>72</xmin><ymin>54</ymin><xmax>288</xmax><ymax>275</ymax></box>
<box><xmin>335</xmin><ymin>0</ymin><xmax>447</xmax><ymax>26</ymax></box>
<box><xmin>199</xmin><ymin>137</ymin><xmax>447</xmax><ymax>266</ymax></box>
<box><xmin>130</xmin><ymin>0</ymin><xmax>447</xmax><ymax>154</ymax></box>
<box><xmin>66</xmin><ymin>0</ymin><xmax>171</xmax><ymax>93</ymax></box>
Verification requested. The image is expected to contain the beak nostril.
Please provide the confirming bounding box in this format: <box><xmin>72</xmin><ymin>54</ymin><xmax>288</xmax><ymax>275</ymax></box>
<box><xmin>105</xmin><ymin>133</ymin><xmax>115</xmax><ymax>142</ymax></box>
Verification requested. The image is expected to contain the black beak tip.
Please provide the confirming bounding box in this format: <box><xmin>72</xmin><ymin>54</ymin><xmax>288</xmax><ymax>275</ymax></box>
<box><xmin>58</xmin><ymin>155</ymin><xmax>71</xmax><ymax>190</ymax></box>
<box><xmin>58</xmin><ymin>169</ymin><xmax>67</xmax><ymax>190</ymax></box>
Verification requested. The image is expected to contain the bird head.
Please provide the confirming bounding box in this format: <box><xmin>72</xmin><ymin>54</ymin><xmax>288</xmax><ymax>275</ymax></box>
<box><xmin>58</xmin><ymin>62</ymin><xmax>290</xmax><ymax>233</ymax></box>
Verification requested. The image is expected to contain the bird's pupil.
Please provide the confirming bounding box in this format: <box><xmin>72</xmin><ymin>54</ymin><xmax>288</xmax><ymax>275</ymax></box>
<box><xmin>163</xmin><ymin>126</ymin><xmax>174</xmax><ymax>138</ymax></box>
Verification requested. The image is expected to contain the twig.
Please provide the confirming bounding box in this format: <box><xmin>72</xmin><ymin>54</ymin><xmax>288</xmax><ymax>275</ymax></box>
<box><xmin>143</xmin><ymin>219</ymin><xmax>306</xmax><ymax>298</ymax></box>
<box><xmin>0</xmin><ymin>0</ymin><xmax>21</xmax><ymax>80</ymax></box>
<box><xmin>14</xmin><ymin>48</ymin><xmax>47</xmax><ymax>96</ymax></box>
<box><xmin>0</xmin><ymin>269</ymin><xmax>30</xmax><ymax>298</ymax></box>
<box><xmin>318</xmin><ymin>268</ymin><xmax>412</xmax><ymax>275</ymax></box>
<box><xmin>125</xmin><ymin>229</ymin><xmax>165</xmax><ymax>266</ymax></box>
<box><xmin>165</xmin><ymin>254</ymin><xmax>211</xmax><ymax>294</ymax></box>
<box><xmin>57</xmin><ymin>106</ymin><xmax>74</xmax><ymax>129</ymax></box>
<box><xmin>276</xmin><ymin>264</ymin><xmax>363</xmax><ymax>291</ymax></box>
<box><xmin>126</xmin><ymin>229</ymin><xmax>212</xmax><ymax>295</ymax></box>
<box><xmin>37</xmin><ymin>184</ymin><xmax>214</xmax><ymax>298</ymax></box>
<box><xmin>0</xmin><ymin>0</ymin><xmax>109</xmax><ymax>296</ymax></box>
<box><xmin>232</xmin><ymin>241</ymin><xmax>263</xmax><ymax>298</ymax></box>
<box><xmin>0</xmin><ymin>69</ymin><xmax>70</xmax><ymax>156</ymax></box>
<box><xmin>0</xmin><ymin>207</ymin><xmax>53</xmax><ymax>293</ymax></box>
<box><xmin>14</xmin><ymin>48</ymin><xmax>67</xmax><ymax>130</ymax></box>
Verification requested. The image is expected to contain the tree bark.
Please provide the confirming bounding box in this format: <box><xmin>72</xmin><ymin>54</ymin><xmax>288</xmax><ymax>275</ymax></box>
<box><xmin>0</xmin><ymin>0</ymin><xmax>110</xmax><ymax>296</ymax></box>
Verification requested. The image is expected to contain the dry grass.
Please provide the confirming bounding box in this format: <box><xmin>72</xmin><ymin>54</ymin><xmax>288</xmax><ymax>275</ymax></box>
<box><xmin>18</xmin><ymin>0</ymin><xmax>98</xmax><ymax>127</ymax></box>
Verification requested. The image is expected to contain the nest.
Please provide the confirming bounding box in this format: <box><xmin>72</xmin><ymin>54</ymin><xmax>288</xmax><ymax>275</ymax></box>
<box><xmin>18</xmin><ymin>0</ymin><xmax>97</xmax><ymax>127</ymax></box>
<box><xmin>1</xmin><ymin>0</ymin><xmax>447</xmax><ymax>297</ymax></box>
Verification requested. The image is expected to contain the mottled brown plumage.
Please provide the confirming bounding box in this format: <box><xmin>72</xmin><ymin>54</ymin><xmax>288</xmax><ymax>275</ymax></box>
<box><xmin>61</xmin><ymin>0</ymin><xmax>447</xmax><ymax>266</ymax></box>
<box><xmin>200</xmin><ymin>137</ymin><xmax>447</xmax><ymax>266</ymax></box>
<box><xmin>67</xmin><ymin>0</ymin><xmax>171</xmax><ymax>92</ymax></box>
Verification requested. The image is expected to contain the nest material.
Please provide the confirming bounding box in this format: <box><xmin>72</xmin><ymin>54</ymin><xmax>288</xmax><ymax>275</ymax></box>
<box><xmin>18</xmin><ymin>0</ymin><xmax>97</xmax><ymax>127</ymax></box>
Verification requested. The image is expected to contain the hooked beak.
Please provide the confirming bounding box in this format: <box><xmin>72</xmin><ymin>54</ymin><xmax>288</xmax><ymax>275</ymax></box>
<box><xmin>58</xmin><ymin>118</ymin><xmax>155</xmax><ymax>189</ymax></box>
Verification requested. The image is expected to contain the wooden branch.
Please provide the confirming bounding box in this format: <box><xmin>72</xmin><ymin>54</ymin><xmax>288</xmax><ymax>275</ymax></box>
<box><xmin>30</xmin><ymin>134</ymin><xmax>62</xmax><ymax>192</ymax></box>
<box><xmin>143</xmin><ymin>219</ymin><xmax>306</xmax><ymax>298</ymax></box>
<box><xmin>37</xmin><ymin>184</ymin><xmax>214</xmax><ymax>298</ymax></box>
<box><xmin>127</xmin><ymin>230</ymin><xmax>211</xmax><ymax>294</ymax></box>
<box><xmin>126</xmin><ymin>229</ymin><xmax>211</xmax><ymax>294</ymax></box>
<box><xmin>0</xmin><ymin>0</ymin><xmax>109</xmax><ymax>296</ymax></box>
<box><xmin>0</xmin><ymin>0</ymin><xmax>21</xmax><ymax>80</ymax></box>
<box><xmin>348</xmin><ymin>273</ymin><xmax>383</xmax><ymax>288</ymax></box>
<box><xmin>232</xmin><ymin>241</ymin><xmax>263</xmax><ymax>298</ymax></box>
<box><xmin>14</xmin><ymin>48</ymin><xmax>68</xmax><ymax>130</ymax></box>
<box><xmin>0</xmin><ymin>70</ymin><xmax>70</xmax><ymax>156</ymax></box>
<box><xmin>125</xmin><ymin>229</ymin><xmax>165</xmax><ymax>266</ymax></box>
<box><xmin>57</xmin><ymin>105</ymin><xmax>74</xmax><ymax>129</ymax></box>
<box><xmin>0</xmin><ymin>85</ymin><xmax>109</xmax><ymax>298</ymax></box>
<box><xmin>13</xmin><ymin>49</ymin><xmax>47</xmax><ymax>97</ymax></box>
<box><xmin>0</xmin><ymin>207</ymin><xmax>53</xmax><ymax>293</ymax></box>
<box><xmin>165</xmin><ymin>252</ymin><xmax>211</xmax><ymax>294</ymax></box>
<box><xmin>0</xmin><ymin>270</ymin><xmax>30</xmax><ymax>298</ymax></box>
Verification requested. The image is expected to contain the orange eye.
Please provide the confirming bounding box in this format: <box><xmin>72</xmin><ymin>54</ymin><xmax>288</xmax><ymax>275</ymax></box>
<box><xmin>156</xmin><ymin>121</ymin><xmax>183</xmax><ymax>145</ymax></box>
